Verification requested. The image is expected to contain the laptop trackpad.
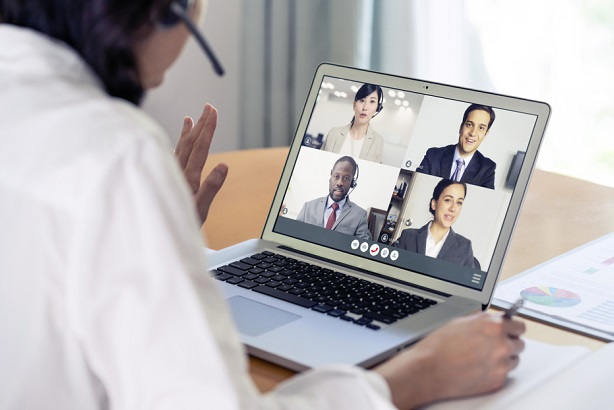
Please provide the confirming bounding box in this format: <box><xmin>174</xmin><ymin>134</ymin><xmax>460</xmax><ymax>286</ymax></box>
<box><xmin>228</xmin><ymin>296</ymin><xmax>301</xmax><ymax>336</ymax></box>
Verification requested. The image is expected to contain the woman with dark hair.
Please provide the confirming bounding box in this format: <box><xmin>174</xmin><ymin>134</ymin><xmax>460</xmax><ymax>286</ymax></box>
<box><xmin>322</xmin><ymin>83</ymin><xmax>385</xmax><ymax>163</ymax></box>
<box><xmin>0</xmin><ymin>0</ymin><xmax>524</xmax><ymax>408</ymax></box>
<box><xmin>393</xmin><ymin>179</ymin><xmax>480</xmax><ymax>269</ymax></box>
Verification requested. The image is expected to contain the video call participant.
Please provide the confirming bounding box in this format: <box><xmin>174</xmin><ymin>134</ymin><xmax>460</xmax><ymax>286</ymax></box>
<box><xmin>417</xmin><ymin>104</ymin><xmax>496</xmax><ymax>189</ymax></box>
<box><xmin>296</xmin><ymin>156</ymin><xmax>371</xmax><ymax>240</ymax></box>
<box><xmin>393</xmin><ymin>179</ymin><xmax>479</xmax><ymax>269</ymax></box>
<box><xmin>1</xmin><ymin>0</ymin><xmax>526</xmax><ymax>408</ymax></box>
<box><xmin>322</xmin><ymin>83</ymin><xmax>385</xmax><ymax>163</ymax></box>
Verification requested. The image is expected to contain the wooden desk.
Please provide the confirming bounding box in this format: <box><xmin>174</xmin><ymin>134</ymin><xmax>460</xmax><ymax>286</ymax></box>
<box><xmin>202</xmin><ymin>147</ymin><xmax>614</xmax><ymax>391</ymax></box>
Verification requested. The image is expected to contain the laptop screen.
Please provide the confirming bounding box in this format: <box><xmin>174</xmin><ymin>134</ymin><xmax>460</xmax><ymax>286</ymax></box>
<box><xmin>267</xmin><ymin>66</ymin><xmax>548</xmax><ymax>299</ymax></box>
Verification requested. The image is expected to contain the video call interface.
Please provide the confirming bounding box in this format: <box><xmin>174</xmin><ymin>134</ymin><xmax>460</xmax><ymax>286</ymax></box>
<box><xmin>273</xmin><ymin>75</ymin><xmax>538</xmax><ymax>290</ymax></box>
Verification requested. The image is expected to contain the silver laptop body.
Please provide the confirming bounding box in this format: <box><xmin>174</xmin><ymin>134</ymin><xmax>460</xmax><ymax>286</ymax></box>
<box><xmin>208</xmin><ymin>63</ymin><xmax>551</xmax><ymax>371</ymax></box>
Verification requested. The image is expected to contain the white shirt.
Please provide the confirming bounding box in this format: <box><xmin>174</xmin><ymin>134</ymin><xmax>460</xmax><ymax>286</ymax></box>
<box><xmin>338</xmin><ymin>132</ymin><xmax>365</xmax><ymax>158</ymax></box>
<box><xmin>0</xmin><ymin>26</ymin><xmax>393</xmax><ymax>409</ymax></box>
<box><xmin>425</xmin><ymin>222</ymin><xmax>450</xmax><ymax>258</ymax></box>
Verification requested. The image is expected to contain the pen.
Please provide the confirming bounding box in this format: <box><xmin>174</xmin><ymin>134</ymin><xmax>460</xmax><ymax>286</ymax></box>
<box><xmin>503</xmin><ymin>298</ymin><xmax>524</xmax><ymax>319</ymax></box>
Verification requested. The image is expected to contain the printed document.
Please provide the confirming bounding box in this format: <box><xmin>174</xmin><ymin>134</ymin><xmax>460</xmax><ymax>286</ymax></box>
<box><xmin>493</xmin><ymin>233</ymin><xmax>614</xmax><ymax>340</ymax></box>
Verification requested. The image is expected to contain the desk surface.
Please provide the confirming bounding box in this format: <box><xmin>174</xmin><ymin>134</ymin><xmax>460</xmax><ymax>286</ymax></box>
<box><xmin>202</xmin><ymin>147</ymin><xmax>614</xmax><ymax>392</ymax></box>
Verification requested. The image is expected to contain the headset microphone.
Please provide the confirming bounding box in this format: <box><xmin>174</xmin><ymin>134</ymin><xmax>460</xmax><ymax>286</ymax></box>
<box><xmin>162</xmin><ymin>0</ymin><xmax>225</xmax><ymax>77</ymax></box>
<box><xmin>347</xmin><ymin>161</ymin><xmax>360</xmax><ymax>195</ymax></box>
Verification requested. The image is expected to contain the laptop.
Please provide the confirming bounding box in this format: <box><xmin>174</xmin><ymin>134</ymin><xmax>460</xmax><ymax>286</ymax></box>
<box><xmin>208</xmin><ymin>63</ymin><xmax>550</xmax><ymax>371</ymax></box>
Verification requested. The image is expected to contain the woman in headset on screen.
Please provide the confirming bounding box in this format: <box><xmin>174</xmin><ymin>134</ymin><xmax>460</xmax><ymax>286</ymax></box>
<box><xmin>322</xmin><ymin>83</ymin><xmax>385</xmax><ymax>163</ymax></box>
<box><xmin>0</xmin><ymin>0</ymin><xmax>525</xmax><ymax>408</ymax></box>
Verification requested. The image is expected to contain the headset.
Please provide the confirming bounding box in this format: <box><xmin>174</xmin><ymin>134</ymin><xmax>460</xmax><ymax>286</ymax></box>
<box><xmin>356</xmin><ymin>84</ymin><xmax>384</xmax><ymax>113</ymax></box>
<box><xmin>346</xmin><ymin>159</ymin><xmax>359</xmax><ymax>197</ymax></box>
<box><xmin>159</xmin><ymin>0</ymin><xmax>225</xmax><ymax>76</ymax></box>
<box><xmin>350</xmin><ymin>161</ymin><xmax>359</xmax><ymax>189</ymax></box>
<box><xmin>351</xmin><ymin>84</ymin><xmax>383</xmax><ymax>124</ymax></box>
<box><xmin>373</xmin><ymin>85</ymin><xmax>384</xmax><ymax>116</ymax></box>
<box><xmin>331</xmin><ymin>156</ymin><xmax>360</xmax><ymax>196</ymax></box>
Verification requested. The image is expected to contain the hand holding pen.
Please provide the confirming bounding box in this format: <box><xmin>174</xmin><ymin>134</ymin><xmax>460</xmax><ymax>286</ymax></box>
<box><xmin>503</xmin><ymin>298</ymin><xmax>525</xmax><ymax>319</ymax></box>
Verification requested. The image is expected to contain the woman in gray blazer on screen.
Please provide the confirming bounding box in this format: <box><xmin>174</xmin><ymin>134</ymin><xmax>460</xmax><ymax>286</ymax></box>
<box><xmin>322</xmin><ymin>83</ymin><xmax>384</xmax><ymax>163</ymax></box>
<box><xmin>393</xmin><ymin>178</ymin><xmax>480</xmax><ymax>270</ymax></box>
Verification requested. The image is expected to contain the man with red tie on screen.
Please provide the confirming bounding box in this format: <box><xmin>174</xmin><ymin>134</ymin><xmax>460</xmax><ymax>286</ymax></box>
<box><xmin>417</xmin><ymin>104</ymin><xmax>496</xmax><ymax>189</ymax></box>
<box><xmin>297</xmin><ymin>156</ymin><xmax>371</xmax><ymax>240</ymax></box>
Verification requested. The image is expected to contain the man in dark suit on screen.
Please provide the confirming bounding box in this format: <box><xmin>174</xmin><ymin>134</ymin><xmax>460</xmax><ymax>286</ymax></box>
<box><xmin>417</xmin><ymin>104</ymin><xmax>496</xmax><ymax>189</ymax></box>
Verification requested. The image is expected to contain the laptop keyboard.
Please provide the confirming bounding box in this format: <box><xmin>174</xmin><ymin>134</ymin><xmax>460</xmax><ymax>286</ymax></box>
<box><xmin>212</xmin><ymin>251</ymin><xmax>437</xmax><ymax>330</ymax></box>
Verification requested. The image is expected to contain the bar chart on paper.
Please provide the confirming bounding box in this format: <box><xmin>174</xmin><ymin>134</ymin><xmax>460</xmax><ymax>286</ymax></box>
<box><xmin>493</xmin><ymin>233</ymin><xmax>614</xmax><ymax>340</ymax></box>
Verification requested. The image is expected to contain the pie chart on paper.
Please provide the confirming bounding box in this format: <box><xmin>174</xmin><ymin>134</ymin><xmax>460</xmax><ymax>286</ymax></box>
<box><xmin>520</xmin><ymin>286</ymin><xmax>582</xmax><ymax>308</ymax></box>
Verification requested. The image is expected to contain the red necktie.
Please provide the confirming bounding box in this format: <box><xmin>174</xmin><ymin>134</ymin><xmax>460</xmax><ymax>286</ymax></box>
<box><xmin>326</xmin><ymin>202</ymin><xmax>339</xmax><ymax>230</ymax></box>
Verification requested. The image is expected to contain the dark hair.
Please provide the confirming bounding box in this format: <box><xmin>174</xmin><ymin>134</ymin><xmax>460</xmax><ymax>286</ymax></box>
<box><xmin>429</xmin><ymin>179</ymin><xmax>467</xmax><ymax>215</ymax></box>
<box><xmin>332</xmin><ymin>155</ymin><xmax>358</xmax><ymax>176</ymax></box>
<box><xmin>462</xmin><ymin>104</ymin><xmax>496</xmax><ymax>130</ymax></box>
<box><xmin>350</xmin><ymin>83</ymin><xmax>383</xmax><ymax>126</ymax></box>
<box><xmin>0</xmin><ymin>0</ymin><xmax>170</xmax><ymax>105</ymax></box>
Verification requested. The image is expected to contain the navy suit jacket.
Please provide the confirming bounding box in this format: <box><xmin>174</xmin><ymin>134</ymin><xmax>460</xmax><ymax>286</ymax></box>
<box><xmin>393</xmin><ymin>223</ymin><xmax>480</xmax><ymax>269</ymax></box>
<box><xmin>417</xmin><ymin>144</ymin><xmax>496</xmax><ymax>189</ymax></box>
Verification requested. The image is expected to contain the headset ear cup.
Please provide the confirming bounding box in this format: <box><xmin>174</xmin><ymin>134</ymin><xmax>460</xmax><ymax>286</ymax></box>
<box><xmin>372</xmin><ymin>89</ymin><xmax>383</xmax><ymax>116</ymax></box>
<box><xmin>159</xmin><ymin>0</ymin><xmax>189</xmax><ymax>28</ymax></box>
<box><xmin>155</xmin><ymin>0</ymin><xmax>225</xmax><ymax>76</ymax></box>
